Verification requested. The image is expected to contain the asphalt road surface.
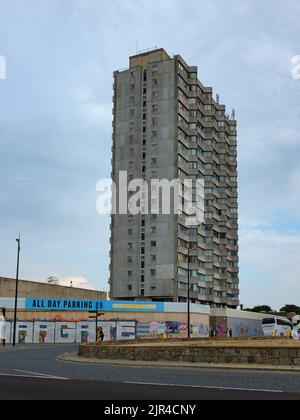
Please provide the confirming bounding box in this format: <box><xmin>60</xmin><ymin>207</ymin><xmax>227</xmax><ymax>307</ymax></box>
<box><xmin>0</xmin><ymin>344</ymin><xmax>300</xmax><ymax>400</ymax></box>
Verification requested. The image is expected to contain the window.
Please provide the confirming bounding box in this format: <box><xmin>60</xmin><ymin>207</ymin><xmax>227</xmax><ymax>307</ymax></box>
<box><xmin>151</xmin><ymin>144</ymin><xmax>157</xmax><ymax>153</ymax></box>
<box><xmin>129</xmin><ymin>109</ymin><xmax>135</xmax><ymax>118</ymax></box>
<box><xmin>141</xmin><ymin>275</ymin><xmax>145</xmax><ymax>283</ymax></box>
<box><xmin>141</xmin><ymin>261</ymin><xmax>145</xmax><ymax>269</ymax></box>
<box><xmin>178</xmin><ymin>267</ymin><xmax>188</xmax><ymax>276</ymax></box>
<box><xmin>203</xmin><ymin>151</ymin><xmax>212</xmax><ymax>158</ymax></box>
<box><xmin>128</xmin><ymin>284</ymin><xmax>132</xmax><ymax>291</ymax></box>
<box><xmin>152</xmin><ymin>104</ymin><xmax>158</xmax><ymax>112</ymax></box>
<box><xmin>151</xmin><ymin>158</ymin><xmax>157</xmax><ymax>167</ymax></box>
<box><xmin>128</xmin><ymin>243</ymin><xmax>133</xmax><ymax>250</ymax></box>
<box><xmin>128</xmin><ymin>256</ymin><xmax>133</xmax><ymax>263</ymax></box>
<box><xmin>205</xmin><ymin>213</ymin><xmax>213</xmax><ymax>219</ymax></box>
<box><xmin>151</xmin><ymin>269</ymin><xmax>156</xmax><ymax>276</ymax></box>
<box><xmin>189</xmin><ymin>135</ymin><xmax>197</xmax><ymax>143</ymax></box>
<box><xmin>151</xmin><ymin>255</ymin><xmax>156</xmax><ymax>262</ymax></box>
<box><xmin>152</xmin><ymin>91</ymin><xmax>158</xmax><ymax>98</ymax></box>
<box><xmin>128</xmin><ymin>271</ymin><xmax>132</xmax><ymax>277</ymax></box>
<box><xmin>152</xmin><ymin>131</ymin><xmax>158</xmax><ymax>138</ymax></box>
<box><xmin>129</xmin><ymin>96</ymin><xmax>135</xmax><ymax>104</ymax></box>
<box><xmin>128</xmin><ymin>148</ymin><xmax>134</xmax><ymax>157</ymax></box>
<box><xmin>128</xmin><ymin>228</ymin><xmax>133</xmax><ymax>235</ymax></box>
<box><xmin>151</xmin><ymin>241</ymin><xmax>156</xmax><ymax>248</ymax></box>
<box><xmin>141</xmin><ymin>247</ymin><xmax>145</xmax><ymax>255</ymax></box>
<box><xmin>143</xmin><ymin>70</ymin><xmax>147</xmax><ymax>82</ymax></box>
<box><xmin>152</xmin><ymin>118</ymin><xmax>158</xmax><ymax>126</ymax></box>
<box><xmin>151</xmin><ymin>226</ymin><xmax>156</xmax><ymax>234</ymax></box>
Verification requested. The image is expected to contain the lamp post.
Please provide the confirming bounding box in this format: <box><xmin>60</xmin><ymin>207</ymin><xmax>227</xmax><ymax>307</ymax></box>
<box><xmin>12</xmin><ymin>234</ymin><xmax>21</xmax><ymax>346</ymax></box>
<box><xmin>187</xmin><ymin>247</ymin><xmax>197</xmax><ymax>339</ymax></box>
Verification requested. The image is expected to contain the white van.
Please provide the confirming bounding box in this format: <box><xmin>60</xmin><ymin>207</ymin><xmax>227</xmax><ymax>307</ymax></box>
<box><xmin>262</xmin><ymin>317</ymin><xmax>292</xmax><ymax>337</ymax></box>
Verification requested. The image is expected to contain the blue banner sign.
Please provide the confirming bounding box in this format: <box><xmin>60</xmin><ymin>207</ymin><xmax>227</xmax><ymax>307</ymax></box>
<box><xmin>25</xmin><ymin>298</ymin><xmax>164</xmax><ymax>313</ymax></box>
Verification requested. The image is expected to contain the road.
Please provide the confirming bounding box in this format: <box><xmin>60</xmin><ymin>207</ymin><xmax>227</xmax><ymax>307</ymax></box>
<box><xmin>0</xmin><ymin>344</ymin><xmax>300</xmax><ymax>400</ymax></box>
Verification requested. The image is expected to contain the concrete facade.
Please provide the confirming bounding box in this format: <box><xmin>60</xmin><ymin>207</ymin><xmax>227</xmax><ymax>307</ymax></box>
<box><xmin>110</xmin><ymin>49</ymin><xmax>239</xmax><ymax>308</ymax></box>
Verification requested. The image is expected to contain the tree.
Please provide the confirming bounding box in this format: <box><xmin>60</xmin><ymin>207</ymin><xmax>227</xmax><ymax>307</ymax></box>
<box><xmin>279</xmin><ymin>305</ymin><xmax>300</xmax><ymax>315</ymax></box>
<box><xmin>245</xmin><ymin>305</ymin><xmax>273</xmax><ymax>314</ymax></box>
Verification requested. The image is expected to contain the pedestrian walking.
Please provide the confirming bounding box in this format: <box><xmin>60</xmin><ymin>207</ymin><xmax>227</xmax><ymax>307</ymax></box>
<box><xmin>229</xmin><ymin>328</ymin><xmax>233</xmax><ymax>338</ymax></box>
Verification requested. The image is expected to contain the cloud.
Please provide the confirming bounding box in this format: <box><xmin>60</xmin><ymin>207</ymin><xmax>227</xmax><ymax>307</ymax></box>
<box><xmin>59</xmin><ymin>276</ymin><xmax>95</xmax><ymax>290</ymax></box>
<box><xmin>239</xmin><ymin>225</ymin><xmax>300</xmax><ymax>309</ymax></box>
<box><xmin>79</xmin><ymin>102</ymin><xmax>112</xmax><ymax>125</ymax></box>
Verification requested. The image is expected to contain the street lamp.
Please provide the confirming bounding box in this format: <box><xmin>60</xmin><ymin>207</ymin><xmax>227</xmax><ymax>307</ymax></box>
<box><xmin>12</xmin><ymin>234</ymin><xmax>21</xmax><ymax>346</ymax></box>
<box><xmin>187</xmin><ymin>246</ymin><xmax>197</xmax><ymax>339</ymax></box>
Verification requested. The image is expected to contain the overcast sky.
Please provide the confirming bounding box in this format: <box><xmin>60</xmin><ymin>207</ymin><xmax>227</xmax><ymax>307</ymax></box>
<box><xmin>0</xmin><ymin>0</ymin><xmax>299</xmax><ymax>309</ymax></box>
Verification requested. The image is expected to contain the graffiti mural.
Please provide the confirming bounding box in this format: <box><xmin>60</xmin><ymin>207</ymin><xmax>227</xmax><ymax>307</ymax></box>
<box><xmin>215</xmin><ymin>323</ymin><xmax>227</xmax><ymax>338</ymax></box>
<box><xmin>193</xmin><ymin>323</ymin><xmax>209</xmax><ymax>338</ymax></box>
<box><xmin>2</xmin><ymin>319</ymin><xmax>211</xmax><ymax>343</ymax></box>
<box><xmin>227</xmin><ymin>318</ymin><xmax>263</xmax><ymax>337</ymax></box>
<box><xmin>2</xmin><ymin>321</ymin><xmax>136</xmax><ymax>344</ymax></box>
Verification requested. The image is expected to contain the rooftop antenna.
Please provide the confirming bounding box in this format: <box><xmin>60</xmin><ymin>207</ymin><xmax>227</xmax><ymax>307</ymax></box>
<box><xmin>216</xmin><ymin>94</ymin><xmax>220</xmax><ymax>104</ymax></box>
<box><xmin>231</xmin><ymin>109</ymin><xmax>236</xmax><ymax>119</ymax></box>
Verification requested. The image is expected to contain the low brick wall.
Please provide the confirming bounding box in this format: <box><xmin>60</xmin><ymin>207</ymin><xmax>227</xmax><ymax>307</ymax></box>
<box><xmin>78</xmin><ymin>343</ymin><xmax>300</xmax><ymax>366</ymax></box>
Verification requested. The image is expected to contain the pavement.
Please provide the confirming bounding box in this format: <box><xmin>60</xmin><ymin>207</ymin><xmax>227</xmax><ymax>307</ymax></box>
<box><xmin>0</xmin><ymin>344</ymin><xmax>299</xmax><ymax>400</ymax></box>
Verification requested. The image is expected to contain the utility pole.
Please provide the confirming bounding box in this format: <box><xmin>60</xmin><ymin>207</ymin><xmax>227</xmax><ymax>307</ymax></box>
<box><xmin>187</xmin><ymin>249</ymin><xmax>191</xmax><ymax>339</ymax></box>
<box><xmin>12</xmin><ymin>234</ymin><xmax>21</xmax><ymax>346</ymax></box>
<box><xmin>89</xmin><ymin>311</ymin><xmax>104</xmax><ymax>342</ymax></box>
<box><xmin>187</xmin><ymin>247</ymin><xmax>197</xmax><ymax>339</ymax></box>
